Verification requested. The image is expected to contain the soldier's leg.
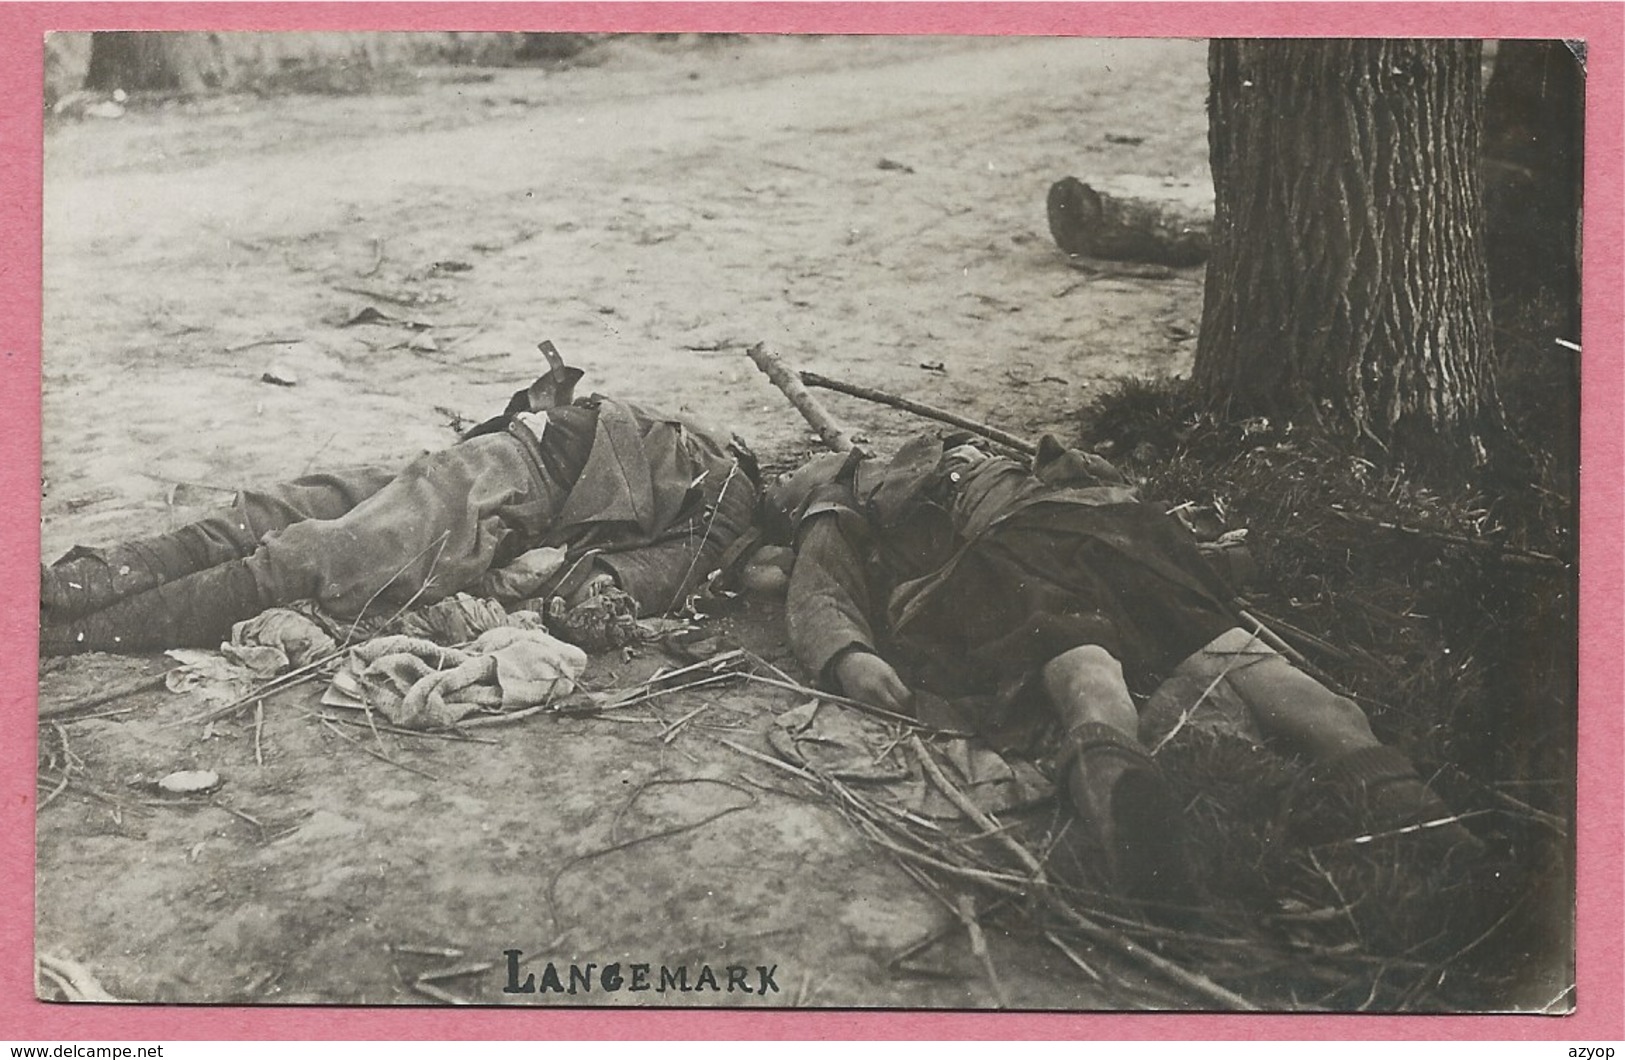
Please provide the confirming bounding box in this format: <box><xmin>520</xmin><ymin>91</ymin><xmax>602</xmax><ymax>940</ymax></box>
<box><xmin>40</xmin><ymin>442</ymin><xmax>530</xmax><ymax>655</ymax></box>
<box><xmin>1213</xmin><ymin>638</ymin><xmax>1379</xmax><ymax>760</ymax></box>
<box><xmin>1191</xmin><ymin>628</ymin><xmax>1479</xmax><ymax>852</ymax></box>
<box><xmin>1041</xmin><ymin>643</ymin><xmax>1138</xmax><ymax>737</ymax></box>
<box><xmin>41</xmin><ymin>467</ymin><xmax>396</xmax><ymax>618</ymax></box>
<box><xmin>256</xmin><ymin>438</ymin><xmax>533</xmax><ymax>620</ymax></box>
<box><xmin>40</xmin><ymin>555</ymin><xmax>271</xmax><ymax>655</ymax></box>
<box><xmin>1041</xmin><ymin>645</ymin><xmax>1189</xmax><ymax>904</ymax></box>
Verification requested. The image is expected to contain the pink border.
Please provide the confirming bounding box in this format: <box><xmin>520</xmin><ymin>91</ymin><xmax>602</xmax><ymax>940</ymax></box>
<box><xmin>2</xmin><ymin>2</ymin><xmax>1619</xmax><ymax>1041</ymax></box>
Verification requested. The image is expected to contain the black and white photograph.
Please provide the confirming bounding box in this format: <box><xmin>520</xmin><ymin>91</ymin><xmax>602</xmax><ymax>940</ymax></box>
<box><xmin>35</xmin><ymin>28</ymin><xmax>1583</xmax><ymax>1014</ymax></box>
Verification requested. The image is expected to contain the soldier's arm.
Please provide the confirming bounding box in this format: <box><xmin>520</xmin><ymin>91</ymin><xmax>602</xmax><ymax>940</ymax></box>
<box><xmin>786</xmin><ymin>511</ymin><xmax>881</xmax><ymax>686</ymax></box>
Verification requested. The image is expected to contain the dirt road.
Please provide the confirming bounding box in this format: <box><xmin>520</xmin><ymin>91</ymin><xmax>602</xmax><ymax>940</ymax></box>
<box><xmin>39</xmin><ymin>34</ymin><xmax>1211</xmax><ymax>1008</ymax></box>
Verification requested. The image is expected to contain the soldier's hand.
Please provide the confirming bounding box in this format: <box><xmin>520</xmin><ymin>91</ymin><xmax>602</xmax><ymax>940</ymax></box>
<box><xmin>834</xmin><ymin>651</ymin><xmax>914</xmax><ymax>715</ymax></box>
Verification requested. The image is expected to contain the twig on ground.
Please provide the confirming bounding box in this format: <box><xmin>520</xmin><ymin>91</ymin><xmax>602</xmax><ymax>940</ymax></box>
<box><xmin>734</xmin><ymin>772</ymin><xmax>804</xmax><ymax>800</ymax></box>
<box><xmin>1044</xmin><ymin>931</ymin><xmax>1105</xmax><ymax>984</ymax></box>
<box><xmin>799</xmin><ymin>370</ymin><xmax>1036</xmax><ymax>456</ymax></box>
<box><xmin>659</xmin><ymin>703</ymin><xmax>710</xmax><ymax>743</ymax></box>
<box><xmin>857</xmin><ymin>815</ymin><xmax>1032</xmax><ymax>889</ymax></box>
<box><xmin>361</xmin><ymin>699</ymin><xmax>389</xmax><ymax>759</ymax></box>
<box><xmin>543</xmin><ymin>779</ymin><xmax>755</xmax><ymax>934</ymax></box>
<box><xmin>1239</xmin><ymin>604</ymin><xmax>1357</xmax><ymax>669</ymax></box>
<box><xmin>1063</xmin><ymin>259</ymin><xmax>1179</xmax><ymax>281</ymax></box>
<box><xmin>315</xmin><ymin>714</ymin><xmax>442</xmax><ymax>782</ymax></box>
<box><xmin>335</xmin><ymin>284</ymin><xmax>420</xmax><ymax>308</ymax></box>
<box><xmin>1234</xmin><ymin>608</ymin><xmax>1318</xmax><ymax>674</ymax></box>
<box><xmin>889</xmin><ymin>894</ymin><xmax>1019</xmax><ymax>972</ymax></box>
<box><xmin>37</xmin><ymin>954</ymin><xmax>123</xmax><ymax>1002</ymax></box>
<box><xmin>53</xmin><ymin>721</ymin><xmax>80</xmax><ymax>771</ymax></box>
<box><xmin>611</xmin><ymin>672</ymin><xmax>739</xmax><ymax>711</ymax></box>
<box><xmin>253</xmin><ymin>702</ymin><xmax>265</xmax><ymax>767</ymax></box>
<box><xmin>391</xmin><ymin>944</ymin><xmax>464</xmax><ymax>959</ymax></box>
<box><xmin>410</xmin><ymin>980</ymin><xmax>471</xmax><ymax>1005</ymax></box>
<box><xmin>213</xmin><ymin>800</ymin><xmax>266</xmax><ymax>833</ymax></box>
<box><xmin>1323</xmin><ymin>809</ymin><xmax>1494</xmax><ymax>850</ymax></box>
<box><xmin>741</xmin><ymin>649</ymin><xmax>799</xmax><ymax>687</ymax></box>
<box><xmin>1356</xmin><ymin>969</ymin><xmax>1389</xmax><ymax>1012</ymax></box>
<box><xmin>53</xmin><ymin>706</ymin><xmax>139</xmax><ymax>723</ymax></box>
<box><xmin>323</xmin><ymin>712</ymin><xmax>500</xmax><ymax>743</ymax></box>
<box><xmin>909</xmin><ymin>736</ymin><xmax>1258</xmax><ymax>1010</ymax></box>
<box><xmin>955</xmin><ymin>892</ymin><xmax>1011</xmax><ymax>1008</ymax></box>
<box><xmin>737</xmin><ymin>671</ymin><xmax>967</xmax><ymax>735</ymax></box>
<box><xmin>174</xmin><ymin>663</ymin><xmax>331</xmax><ymax>728</ymax></box>
<box><xmin>300</xmin><ymin>431</ymin><xmax>341</xmax><ymax>477</ymax></box>
<box><xmin>1439</xmin><ymin>764</ymin><xmax>1569</xmax><ymax>836</ymax></box>
<box><xmin>452</xmin><ymin>704</ymin><xmax>551</xmax><ymax>730</ymax></box>
<box><xmin>890</xmin><ymin>855</ymin><xmax>962</xmax><ymax>918</ymax></box>
<box><xmin>745</xmin><ymin>342</ymin><xmax>860</xmax><ymax>453</ymax></box>
<box><xmin>36</xmin><ymin>772</ymin><xmax>151</xmax><ymax>816</ymax></box>
<box><xmin>224</xmin><ymin>337</ymin><xmax>302</xmax><ymax>354</ymax></box>
<box><xmin>869</xmin><ymin>797</ymin><xmax>947</xmax><ymax>833</ymax></box>
<box><xmin>587</xmin><ymin>651</ymin><xmax>746</xmax><ymax>713</ymax></box>
<box><xmin>945</xmin><ymin>815</ymin><xmax>1024</xmax><ymax>848</ymax></box>
<box><xmin>40</xmin><ymin>671</ymin><xmax>172</xmax><ymax>720</ymax></box>
<box><xmin>716</xmin><ymin>737</ymin><xmax>817</xmax><ymax>782</ymax></box>
<box><xmin>1307</xmin><ymin>849</ymin><xmax>1363</xmax><ymax>945</ymax></box>
<box><xmin>1485</xmin><ymin>790</ymin><xmax>1568</xmax><ymax>835</ymax></box>
<box><xmin>1328</xmin><ymin>507</ymin><xmax>1568</xmax><ymax>568</ymax></box>
<box><xmin>39</xmin><ymin>770</ymin><xmax>70</xmax><ymax>809</ymax></box>
<box><xmin>417</xmin><ymin>961</ymin><xmax>494</xmax><ymax>983</ymax></box>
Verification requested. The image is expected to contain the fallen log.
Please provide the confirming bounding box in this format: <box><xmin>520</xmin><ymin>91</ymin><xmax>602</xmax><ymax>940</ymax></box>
<box><xmin>1047</xmin><ymin>176</ymin><xmax>1212</xmax><ymax>267</ymax></box>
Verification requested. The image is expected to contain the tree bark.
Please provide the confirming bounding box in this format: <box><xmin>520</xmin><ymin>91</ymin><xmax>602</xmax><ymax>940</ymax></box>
<box><xmin>86</xmin><ymin>32</ymin><xmax>221</xmax><ymax>94</ymax></box>
<box><xmin>1194</xmin><ymin>40</ymin><xmax>1497</xmax><ymax>464</ymax></box>
<box><xmin>1046</xmin><ymin>177</ymin><xmax>1212</xmax><ymax>266</ymax></box>
<box><xmin>1481</xmin><ymin>40</ymin><xmax>1584</xmax><ymax>323</ymax></box>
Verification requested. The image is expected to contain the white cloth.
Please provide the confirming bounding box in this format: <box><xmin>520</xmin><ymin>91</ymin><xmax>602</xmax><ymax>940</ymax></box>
<box><xmin>326</xmin><ymin>627</ymin><xmax>587</xmax><ymax>729</ymax></box>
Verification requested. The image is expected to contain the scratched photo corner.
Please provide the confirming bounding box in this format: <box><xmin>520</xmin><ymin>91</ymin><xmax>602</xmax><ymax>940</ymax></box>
<box><xmin>35</xmin><ymin>30</ymin><xmax>1580</xmax><ymax>1013</ymax></box>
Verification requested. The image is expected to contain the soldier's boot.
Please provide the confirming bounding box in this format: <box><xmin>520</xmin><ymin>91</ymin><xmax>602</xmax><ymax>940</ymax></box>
<box><xmin>39</xmin><ymin>556</ymin><xmax>271</xmax><ymax>656</ymax></box>
<box><xmin>1056</xmin><ymin>721</ymin><xmax>1194</xmax><ymax>912</ymax></box>
<box><xmin>1305</xmin><ymin>745</ymin><xmax>1485</xmax><ymax>866</ymax></box>
<box><xmin>41</xmin><ymin>524</ymin><xmax>252</xmax><ymax>619</ymax></box>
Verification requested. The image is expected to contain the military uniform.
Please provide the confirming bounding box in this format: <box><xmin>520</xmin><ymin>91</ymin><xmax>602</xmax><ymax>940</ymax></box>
<box><xmin>41</xmin><ymin>392</ymin><xmax>755</xmax><ymax>654</ymax></box>
<box><xmin>777</xmin><ymin>434</ymin><xmax>1480</xmax><ymax>898</ymax></box>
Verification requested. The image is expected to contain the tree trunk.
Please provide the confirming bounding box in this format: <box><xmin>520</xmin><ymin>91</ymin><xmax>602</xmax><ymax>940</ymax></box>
<box><xmin>1481</xmin><ymin>40</ymin><xmax>1584</xmax><ymax>326</ymax></box>
<box><xmin>1194</xmin><ymin>40</ymin><xmax>1497</xmax><ymax>465</ymax></box>
<box><xmin>85</xmin><ymin>32</ymin><xmax>221</xmax><ymax>94</ymax></box>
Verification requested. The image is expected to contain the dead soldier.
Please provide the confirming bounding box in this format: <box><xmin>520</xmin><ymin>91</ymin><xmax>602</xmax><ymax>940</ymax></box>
<box><xmin>41</xmin><ymin>349</ymin><xmax>757</xmax><ymax>656</ymax></box>
<box><xmin>769</xmin><ymin>433</ymin><xmax>1482</xmax><ymax>909</ymax></box>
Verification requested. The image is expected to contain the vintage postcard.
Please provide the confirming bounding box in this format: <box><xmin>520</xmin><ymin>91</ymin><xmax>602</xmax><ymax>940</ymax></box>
<box><xmin>7</xmin><ymin>3</ymin><xmax>1621</xmax><ymax>1042</ymax></box>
